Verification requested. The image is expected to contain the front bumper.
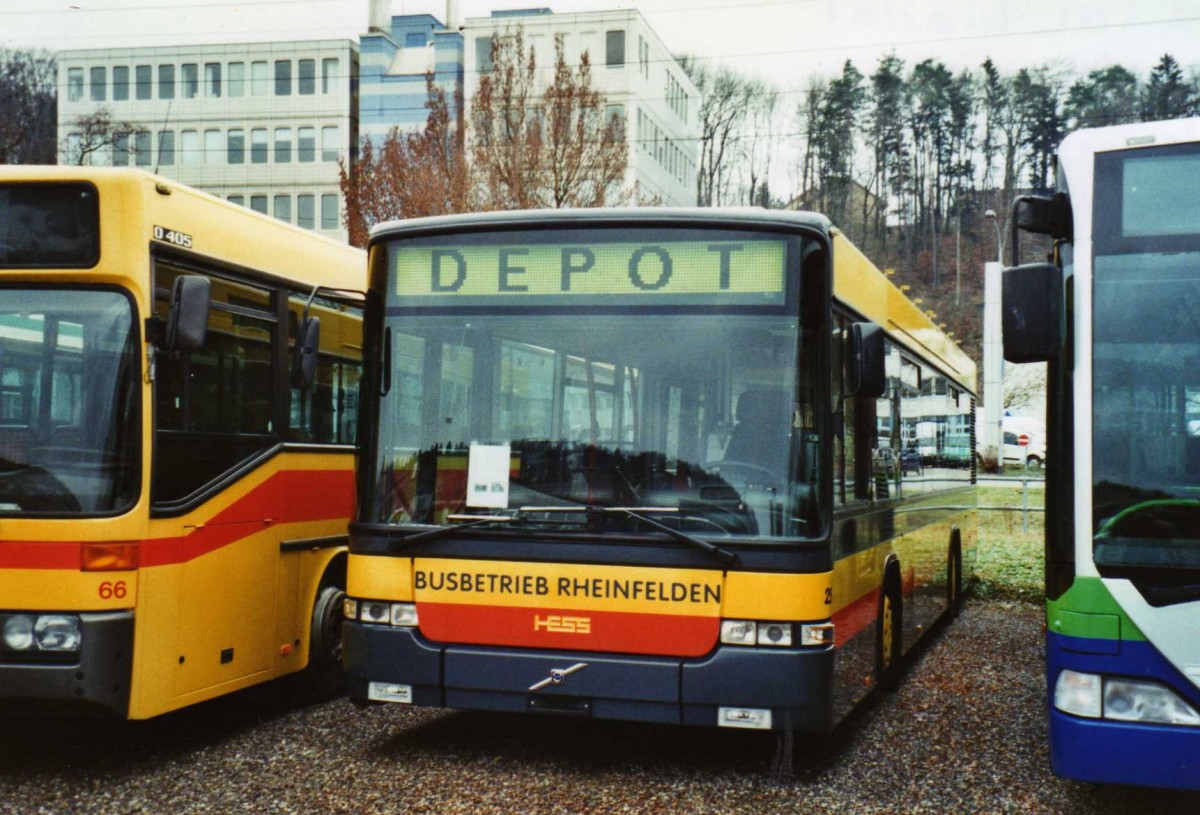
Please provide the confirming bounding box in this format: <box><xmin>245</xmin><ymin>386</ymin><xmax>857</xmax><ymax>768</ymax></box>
<box><xmin>0</xmin><ymin>612</ymin><xmax>133</xmax><ymax>716</ymax></box>
<box><xmin>343</xmin><ymin>621</ymin><xmax>834</xmax><ymax>732</ymax></box>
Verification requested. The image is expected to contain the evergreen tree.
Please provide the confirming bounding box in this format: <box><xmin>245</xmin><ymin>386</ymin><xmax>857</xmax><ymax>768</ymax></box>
<box><xmin>1065</xmin><ymin>65</ymin><xmax>1140</xmax><ymax>130</ymax></box>
<box><xmin>1142</xmin><ymin>54</ymin><xmax>1195</xmax><ymax>121</ymax></box>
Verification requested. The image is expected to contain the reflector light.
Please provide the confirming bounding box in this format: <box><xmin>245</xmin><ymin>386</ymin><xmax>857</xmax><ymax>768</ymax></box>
<box><xmin>81</xmin><ymin>542</ymin><xmax>139</xmax><ymax>572</ymax></box>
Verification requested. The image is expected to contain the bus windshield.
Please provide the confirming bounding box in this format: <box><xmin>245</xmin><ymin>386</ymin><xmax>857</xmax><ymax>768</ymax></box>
<box><xmin>0</xmin><ymin>288</ymin><xmax>139</xmax><ymax>515</ymax></box>
<box><xmin>369</xmin><ymin>226</ymin><xmax>823</xmax><ymax>541</ymax></box>
<box><xmin>1092</xmin><ymin>143</ymin><xmax>1200</xmax><ymax>572</ymax></box>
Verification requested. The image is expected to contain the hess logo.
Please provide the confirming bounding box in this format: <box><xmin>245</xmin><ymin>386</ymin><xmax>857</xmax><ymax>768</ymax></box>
<box><xmin>533</xmin><ymin>614</ymin><xmax>591</xmax><ymax>634</ymax></box>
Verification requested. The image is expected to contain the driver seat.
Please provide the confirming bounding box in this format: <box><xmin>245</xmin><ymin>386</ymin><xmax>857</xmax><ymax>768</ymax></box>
<box><xmin>724</xmin><ymin>389</ymin><xmax>790</xmax><ymax>472</ymax></box>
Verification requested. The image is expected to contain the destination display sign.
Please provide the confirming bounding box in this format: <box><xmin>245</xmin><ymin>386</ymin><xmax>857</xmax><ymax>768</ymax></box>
<box><xmin>391</xmin><ymin>239</ymin><xmax>788</xmax><ymax>306</ymax></box>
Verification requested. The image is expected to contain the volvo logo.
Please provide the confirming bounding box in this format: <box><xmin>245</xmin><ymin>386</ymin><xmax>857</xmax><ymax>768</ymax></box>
<box><xmin>528</xmin><ymin>662</ymin><xmax>588</xmax><ymax>691</ymax></box>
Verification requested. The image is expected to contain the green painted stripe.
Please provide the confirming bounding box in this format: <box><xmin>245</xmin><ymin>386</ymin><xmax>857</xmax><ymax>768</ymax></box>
<box><xmin>1047</xmin><ymin>576</ymin><xmax>1146</xmax><ymax>642</ymax></box>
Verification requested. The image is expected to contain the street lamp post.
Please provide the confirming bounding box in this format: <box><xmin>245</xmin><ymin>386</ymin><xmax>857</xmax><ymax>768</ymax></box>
<box><xmin>981</xmin><ymin>209</ymin><xmax>1005</xmax><ymax>471</ymax></box>
<box><xmin>985</xmin><ymin>209</ymin><xmax>1003</xmax><ymax>265</ymax></box>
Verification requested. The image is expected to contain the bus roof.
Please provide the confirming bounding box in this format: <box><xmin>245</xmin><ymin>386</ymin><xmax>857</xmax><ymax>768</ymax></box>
<box><xmin>1</xmin><ymin>166</ymin><xmax>364</xmax><ymax>296</ymax></box>
<box><xmin>369</xmin><ymin>207</ymin><xmax>833</xmax><ymax>244</ymax></box>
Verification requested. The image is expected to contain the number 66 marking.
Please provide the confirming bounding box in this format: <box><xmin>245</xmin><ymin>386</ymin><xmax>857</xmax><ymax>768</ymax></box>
<box><xmin>99</xmin><ymin>581</ymin><xmax>128</xmax><ymax>600</ymax></box>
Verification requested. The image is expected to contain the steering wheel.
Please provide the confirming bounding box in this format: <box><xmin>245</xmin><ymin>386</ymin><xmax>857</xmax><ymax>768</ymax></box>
<box><xmin>706</xmin><ymin>460</ymin><xmax>782</xmax><ymax>488</ymax></box>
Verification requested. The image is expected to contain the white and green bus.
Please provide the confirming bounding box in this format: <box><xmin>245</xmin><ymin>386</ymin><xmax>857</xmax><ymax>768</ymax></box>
<box><xmin>1004</xmin><ymin>117</ymin><xmax>1200</xmax><ymax>790</ymax></box>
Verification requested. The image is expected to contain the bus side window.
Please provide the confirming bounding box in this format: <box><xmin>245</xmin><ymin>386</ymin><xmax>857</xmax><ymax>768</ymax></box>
<box><xmin>152</xmin><ymin>263</ymin><xmax>279</xmax><ymax>505</ymax></box>
<box><xmin>286</xmin><ymin>292</ymin><xmax>363</xmax><ymax>445</ymax></box>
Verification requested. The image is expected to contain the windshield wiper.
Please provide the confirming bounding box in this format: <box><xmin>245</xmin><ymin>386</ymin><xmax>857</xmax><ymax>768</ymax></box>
<box><xmin>604</xmin><ymin>506</ymin><xmax>737</xmax><ymax>566</ymax></box>
<box><xmin>390</xmin><ymin>506</ymin><xmax>737</xmax><ymax>565</ymax></box>
<box><xmin>390</xmin><ymin>514</ymin><xmax>519</xmax><ymax>550</ymax></box>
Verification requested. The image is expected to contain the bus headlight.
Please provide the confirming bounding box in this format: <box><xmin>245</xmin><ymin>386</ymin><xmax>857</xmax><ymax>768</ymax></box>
<box><xmin>349</xmin><ymin>599</ymin><xmax>418</xmax><ymax>627</ymax></box>
<box><xmin>1054</xmin><ymin>669</ymin><xmax>1102</xmax><ymax>718</ymax></box>
<box><xmin>719</xmin><ymin>619</ymin><xmax>799</xmax><ymax>647</ymax></box>
<box><xmin>1104</xmin><ymin>678</ymin><xmax>1200</xmax><ymax>726</ymax></box>
<box><xmin>3</xmin><ymin>615</ymin><xmax>35</xmax><ymax>651</ymax></box>
<box><xmin>1055</xmin><ymin>669</ymin><xmax>1200</xmax><ymax>726</ymax></box>
<box><xmin>2</xmin><ymin>613</ymin><xmax>82</xmax><ymax>653</ymax></box>
<box><xmin>34</xmin><ymin>615</ymin><xmax>82</xmax><ymax>652</ymax></box>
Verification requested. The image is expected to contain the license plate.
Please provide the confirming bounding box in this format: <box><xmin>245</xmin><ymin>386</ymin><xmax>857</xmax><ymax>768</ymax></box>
<box><xmin>368</xmin><ymin>682</ymin><xmax>413</xmax><ymax>703</ymax></box>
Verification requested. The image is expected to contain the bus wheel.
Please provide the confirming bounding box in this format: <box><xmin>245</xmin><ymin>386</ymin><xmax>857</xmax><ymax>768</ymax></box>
<box><xmin>302</xmin><ymin>581</ymin><xmax>346</xmax><ymax>698</ymax></box>
<box><xmin>876</xmin><ymin>572</ymin><xmax>903</xmax><ymax>691</ymax></box>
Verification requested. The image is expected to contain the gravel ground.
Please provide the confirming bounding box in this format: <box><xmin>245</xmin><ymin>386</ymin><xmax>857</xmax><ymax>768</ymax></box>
<box><xmin>2</xmin><ymin>598</ymin><xmax>1199</xmax><ymax>814</ymax></box>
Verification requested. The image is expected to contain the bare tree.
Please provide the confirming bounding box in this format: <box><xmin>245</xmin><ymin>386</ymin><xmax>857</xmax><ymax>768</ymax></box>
<box><xmin>62</xmin><ymin>109</ymin><xmax>136</xmax><ymax>166</ymax></box>
<box><xmin>1004</xmin><ymin>363</ymin><xmax>1047</xmax><ymax>412</ymax></box>
<box><xmin>682</xmin><ymin>58</ymin><xmax>764</xmax><ymax>207</ymax></box>
<box><xmin>0</xmin><ymin>48</ymin><xmax>56</xmax><ymax>164</ymax></box>
<box><xmin>470</xmin><ymin>29</ymin><xmax>629</xmax><ymax>209</ymax></box>
<box><xmin>339</xmin><ymin>76</ymin><xmax>470</xmax><ymax>247</ymax></box>
<box><xmin>541</xmin><ymin>36</ymin><xmax>628</xmax><ymax>208</ymax></box>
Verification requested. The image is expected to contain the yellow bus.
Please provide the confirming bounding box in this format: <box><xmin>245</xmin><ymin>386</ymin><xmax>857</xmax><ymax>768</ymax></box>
<box><xmin>0</xmin><ymin>167</ymin><xmax>364</xmax><ymax>719</ymax></box>
<box><xmin>344</xmin><ymin>209</ymin><xmax>976</xmax><ymax>748</ymax></box>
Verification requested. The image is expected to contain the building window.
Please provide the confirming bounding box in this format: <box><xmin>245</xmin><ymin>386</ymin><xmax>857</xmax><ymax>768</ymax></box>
<box><xmin>298</xmin><ymin>59</ymin><xmax>315</xmax><ymax>95</ymax></box>
<box><xmin>297</xmin><ymin>194</ymin><xmax>315</xmax><ymax>229</ymax></box>
<box><xmin>604</xmin><ymin>104</ymin><xmax>625</xmax><ymax>130</ymax></box>
<box><xmin>320</xmin><ymin>194</ymin><xmax>338</xmax><ymax>230</ymax></box>
<box><xmin>204</xmin><ymin>129</ymin><xmax>222</xmax><ymax>164</ymax></box>
<box><xmin>274</xmin><ymin>195</ymin><xmax>292</xmax><ymax>224</ymax></box>
<box><xmin>251</xmin><ymin>128</ymin><xmax>267</xmax><ymax>163</ymax></box>
<box><xmin>251</xmin><ymin>61</ymin><xmax>268</xmax><ymax>96</ymax></box>
<box><xmin>321</xmin><ymin>125</ymin><xmax>338</xmax><ymax>162</ymax></box>
<box><xmin>298</xmin><ymin>126</ymin><xmax>315</xmax><ymax>162</ymax></box>
<box><xmin>65</xmin><ymin>133</ymin><xmax>82</xmax><ymax>165</ymax></box>
<box><xmin>228</xmin><ymin>194</ymin><xmax>244</xmax><ymax>206</ymax></box>
<box><xmin>157</xmin><ymin>130</ymin><xmax>175</xmax><ymax>166</ymax></box>
<box><xmin>322</xmin><ymin>58</ymin><xmax>338</xmax><ymax>93</ymax></box>
<box><xmin>158</xmin><ymin>64</ymin><xmax>174</xmax><ymax>99</ymax></box>
<box><xmin>274</xmin><ymin>60</ymin><xmax>292</xmax><ymax>95</ymax></box>
<box><xmin>605</xmin><ymin>30</ymin><xmax>625</xmax><ymax>67</ymax></box>
<box><xmin>250</xmin><ymin>195</ymin><xmax>268</xmax><ymax>215</ymax></box>
<box><xmin>135</xmin><ymin>131</ymin><xmax>151</xmax><ymax>166</ymax></box>
<box><xmin>111</xmin><ymin>132</ymin><xmax>128</xmax><ymax>166</ymax></box>
<box><xmin>227</xmin><ymin>128</ymin><xmax>244</xmax><ymax>164</ymax></box>
<box><xmin>475</xmin><ymin>37</ymin><xmax>494</xmax><ymax>73</ymax></box>
<box><xmin>228</xmin><ymin>62</ymin><xmax>245</xmax><ymax>97</ymax></box>
<box><xmin>205</xmin><ymin>62</ymin><xmax>221</xmax><ymax>98</ymax></box>
<box><xmin>113</xmin><ymin>66</ymin><xmax>129</xmax><ymax>101</ymax></box>
<box><xmin>274</xmin><ymin>127</ymin><xmax>292</xmax><ymax>163</ymax></box>
<box><xmin>67</xmin><ymin>68</ymin><xmax>83</xmax><ymax>102</ymax></box>
<box><xmin>181</xmin><ymin>63</ymin><xmax>198</xmax><ymax>99</ymax></box>
<box><xmin>181</xmin><ymin>130</ymin><xmax>200</xmax><ymax>165</ymax></box>
<box><xmin>136</xmin><ymin>65</ymin><xmax>152</xmax><ymax>99</ymax></box>
<box><xmin>90</xmin><ymin>66</ymin><xmax>106</xmax><ymax>101</ymax></box>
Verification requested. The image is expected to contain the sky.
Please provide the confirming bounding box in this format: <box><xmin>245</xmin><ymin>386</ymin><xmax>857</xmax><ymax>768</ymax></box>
<box><xmin>4</xmin><ymin>0</ymin><xmax>1200</xmax><ymax>88</ymax></box>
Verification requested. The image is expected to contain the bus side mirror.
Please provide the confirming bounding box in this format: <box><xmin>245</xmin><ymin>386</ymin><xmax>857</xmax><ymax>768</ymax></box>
<box><xmin>165</xmin><ymin>275</ymin><xmax>210</xmax><ymax>351</ymax></box>
<box><xmin>291</xmin><ymin>316</ymin><xmax>321</xmax><ymax>389</ymax></box>
<box><xmin>1003</xmin><ymin>263</ymin><xmax>1062</xmax><ymax>363</ymax></box>
<box><xmin>847</xmin><ymin>322</ymin><xmax>885</xmax><ymax>399</ymax></box>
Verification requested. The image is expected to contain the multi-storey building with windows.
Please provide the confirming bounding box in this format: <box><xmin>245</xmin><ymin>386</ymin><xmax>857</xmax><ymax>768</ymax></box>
<box><xmin>463</xmin><ymin>8</ymin><xmax>699</xmax><ymax>206</ymax></box>
<box><xmin>56</xmin><ymin>40</ymin><xmax>358</xmax><ymax>240</ymax></box>
<box><xmin>359</xmin><ymin>7</ymin><xmax>698</xmax><ymax>207</ymax></box>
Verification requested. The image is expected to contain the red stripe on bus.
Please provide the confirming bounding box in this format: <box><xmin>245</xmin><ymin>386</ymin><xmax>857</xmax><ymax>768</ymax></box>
<box><xmin>0</xmin><ymin>469</ymin><xmax>354</xmax><ymax>571</ymax></box>
<box><xmin>832</xmin><ymin>587</ymin><xmax>881</xmax><ymax>646</ymax></box>
<box><xmin>416</xmin><ymin>602</ymin><xmax>720</xmax><ymax>657</ymax></box>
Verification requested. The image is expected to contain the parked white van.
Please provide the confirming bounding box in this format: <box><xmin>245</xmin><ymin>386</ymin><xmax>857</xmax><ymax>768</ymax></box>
<box><xmin>977</xmin><ymin>412</ymin><xmax>1046</xmax><ymax>468</ymax></box>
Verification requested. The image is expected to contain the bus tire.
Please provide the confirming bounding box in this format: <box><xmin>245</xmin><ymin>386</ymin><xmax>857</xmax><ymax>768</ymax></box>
<box><xmin>876</xmin><ymin>566</ymin><xmax>904</xmax><ymax>691</ymax></box>
<box><xmin>301</xmin><ymin>581</ymin><xmax>346</xmax><ymax>699</ymax></box>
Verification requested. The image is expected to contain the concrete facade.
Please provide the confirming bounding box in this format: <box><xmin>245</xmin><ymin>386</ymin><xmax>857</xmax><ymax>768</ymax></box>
<box><xmin>56</xmin><ymin>40</ymin><xmax>358</xmax><ymax>241</ymax></box>
<box><xmin>359</xmin><ymin>7</ymin><xmax>698</xmax><ymax>207</ymax></box>
<box><xmin>463</xmin><ymin>8</ymin><xmax>698</xmax><ymax>206</ymax></box>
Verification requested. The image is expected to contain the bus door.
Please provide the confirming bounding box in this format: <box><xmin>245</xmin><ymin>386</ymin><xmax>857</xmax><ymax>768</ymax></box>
<box><xmin>151</xmin><ymin>264</ymin><xmax>280</xmax><ymax>698</ymax></box>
